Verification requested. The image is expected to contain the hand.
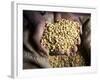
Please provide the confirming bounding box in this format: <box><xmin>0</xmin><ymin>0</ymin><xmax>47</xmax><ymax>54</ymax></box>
<box><xmin>23</xmin><ymin>11</ymin><xmax>49</xmax><ymax>57</ymax></box>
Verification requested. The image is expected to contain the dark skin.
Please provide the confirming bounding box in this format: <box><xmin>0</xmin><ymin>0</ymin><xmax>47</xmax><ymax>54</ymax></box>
<box><xmin>23</xmin><ymin>11</ymin><xmax>51</xmax><ymax>68</ymax></box>
<box><xmin>23</xmin><ymin>11</ymin><xmax>49</xmax><ymax>57</ymax></box>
